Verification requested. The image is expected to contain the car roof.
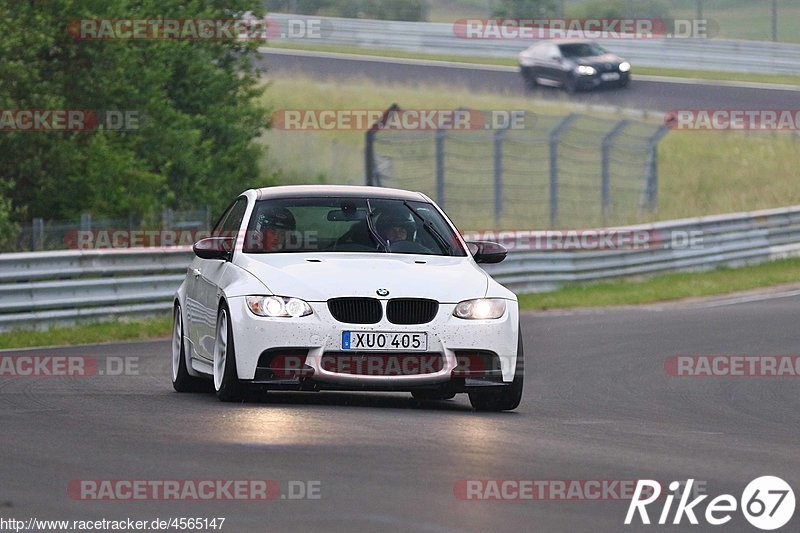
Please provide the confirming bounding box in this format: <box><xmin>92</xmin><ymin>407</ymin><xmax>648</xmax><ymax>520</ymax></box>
<box><xmin>533</xmin><ymin>39</ymin><xmax>596</xmax><ymax>46</ymax></box>
<box><xmin>252</xmin><ymin>184</ymin><xmax>428</xmax><ymax>202</ymax></box>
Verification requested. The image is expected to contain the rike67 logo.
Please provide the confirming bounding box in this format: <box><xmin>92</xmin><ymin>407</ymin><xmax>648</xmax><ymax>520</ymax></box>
<box><xmin>625</xmin><ymin>477</ymin><xmax>795</xmax><ymax>530</ymax></box>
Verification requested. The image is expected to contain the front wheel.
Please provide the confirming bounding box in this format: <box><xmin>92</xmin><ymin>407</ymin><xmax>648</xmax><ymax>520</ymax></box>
<box><xmin>468</xmin><ymin>328</ymin><xmax>524</xmax><ymax>411</ymax></box>
<box><xmin>213</xmin><ymin>304</ymin><xmax>245</xmax><ymax>402</ymax></box>
<box><xmin>521</xmin><ymin>66</ymin><xmax>537</xmax><ymax>90</ymax></box>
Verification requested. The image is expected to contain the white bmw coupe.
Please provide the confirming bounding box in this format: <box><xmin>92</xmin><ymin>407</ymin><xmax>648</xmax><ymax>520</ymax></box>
<box><xmin>172</xmin><ymin>185</ymin><xmax>523</xmax><ymax>411</ymax></box>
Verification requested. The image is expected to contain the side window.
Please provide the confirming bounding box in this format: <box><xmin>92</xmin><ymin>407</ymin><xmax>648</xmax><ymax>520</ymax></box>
<box><xmin>213</xmin><ymin>197</ymin><xmax>248</xmax><ymax>237</ymax></box>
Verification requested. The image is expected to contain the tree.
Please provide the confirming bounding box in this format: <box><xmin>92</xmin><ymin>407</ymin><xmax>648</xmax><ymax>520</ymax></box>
<box><xmin>0</xmin><ymin>181</ymin><xmax>18</xmax><ymax>252</ymax></box>
<box><xmin>0</xmin><ymin>0</ymin><xmax>272</xmax><ymax>222</ymax></box>
<box><xmin>264</xmin><ymin>0</ymin><xmax>426</xmax><ymax>21</ymax></box>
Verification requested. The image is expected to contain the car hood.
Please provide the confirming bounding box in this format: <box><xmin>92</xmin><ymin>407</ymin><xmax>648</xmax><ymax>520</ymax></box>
<box><xmin>576</xmin><ymin>53</ymin><xmax>623</xmax><ymax>67</ymax></box>
<box><xmin>235</xmin><ymin>252</ymin><xmax>490</xmax><ymax>303</ymax></box>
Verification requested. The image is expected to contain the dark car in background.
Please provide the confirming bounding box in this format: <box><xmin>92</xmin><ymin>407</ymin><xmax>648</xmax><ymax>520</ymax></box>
<box><xmin>519</xmin><ymin>40</ymin><xmax>631</xmax><ymax>93</ymax></box>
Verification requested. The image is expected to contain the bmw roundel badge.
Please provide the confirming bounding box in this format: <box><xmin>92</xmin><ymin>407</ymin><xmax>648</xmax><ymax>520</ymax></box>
<box><xmin>376</xmin><ymin>288</ymin><xmax>389</xmax><ymax>296</ymax></box>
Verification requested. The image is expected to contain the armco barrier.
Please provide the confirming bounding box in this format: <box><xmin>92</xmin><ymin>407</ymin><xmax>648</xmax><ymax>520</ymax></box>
<box><xmin>0</xmin><ymin>248</ymin><xmax>193</xmax><ymax>330</ymax></box>
<box><xmin>265</xmin><ymin>13</ymin><xmax>800</xmax><ymax>76</ymax></box>
<box><xmin>1</xmin><ymin>205</ymin><xmax>800</xmax><ymax>329</ymax></box>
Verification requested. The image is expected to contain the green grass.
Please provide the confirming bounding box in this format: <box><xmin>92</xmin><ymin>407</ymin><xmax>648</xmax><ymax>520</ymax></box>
<box><xmin>258</xmin><ymin>74</ymin><xmax>800</xmax><ymax>228</ymax></box>
<box><xmin>0</xmin><ymin>315</ymin><xmax>172</xmax><ymax>350</ymax></box>
<box><xmin>518</xmin><ymin>256</ymin><xmax>800</xmax><ymax>309</ymax></box>
<box><xmin>264</xmin><ymin>42</ymin><xmax>800</xmax><ymax>87</ymax></box>
<box><xmin>427</xmin><ymin>0</ymin><xmax>800</xmax><ymax>43</ymax></box>
<box><xmin>667</xmin><ymin>3</ymin><xmax>800</xmax><ymax>43</ymax></box>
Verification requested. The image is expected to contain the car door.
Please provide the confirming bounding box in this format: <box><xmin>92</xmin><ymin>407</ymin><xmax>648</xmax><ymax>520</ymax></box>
<box><xmin>190</xmin><ymin>196</ymin><xmax>248</xmax><ymax>362</ymax></box>
<box><xmin>539</xmin><ymin>43</ymin><xmax>563</xmax><ymax>84</ymax></box>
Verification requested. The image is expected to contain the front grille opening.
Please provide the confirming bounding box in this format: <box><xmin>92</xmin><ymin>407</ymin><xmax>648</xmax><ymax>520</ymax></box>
<box><xmin>256</xmin><ymin>348</ymin><xmax>312</xmax><ymax>379</ymax></box>
<box><xmin>320</xmin><ymin>352</ymin><xmax>444</xmax><ymax>376</ymax></box>
<box><xmin>386</xmin><ymin>298</ymin><xmax>439</xmax><ymax>325</ymax></box>
<box><xmin>328</xmin><ymin>297</ymin><xmax>382</xmax><ymax>324</ymax></box>
<box><xmin>452</xmin><ymin>351</ymin><xmax>502</xmax><ymax>377</ymax></box>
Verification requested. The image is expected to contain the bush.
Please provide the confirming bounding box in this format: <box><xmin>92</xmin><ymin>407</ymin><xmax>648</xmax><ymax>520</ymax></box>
<box><xmin>492</xmin><ymin>0</ymin><xmax>558</xmax><ymax>18</ymax></box>
<box><xmin>264</xmin><ymin>0</ymin><xmax>426</xmax><ymax>21</ymax></box>
<box><xmin>569</xmin><ymin>0</ymin><xmax>671</xmax><ymax>19</ymax></box>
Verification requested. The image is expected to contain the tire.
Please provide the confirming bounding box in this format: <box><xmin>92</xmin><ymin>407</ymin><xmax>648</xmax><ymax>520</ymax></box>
<box><xmin>213</xmin><ymin>303</ymin><xmax>245</xmax><ymax>402</ymax></box>
<box><xmin>521</xmin><ymin>67</ymin><xmax>537</xmax><ymax>90</ymax></box>
<box><xmin>468</xmin><ymin>328</ymin><xmax>524</xmax><ymax>411</ymax></box>
<box><xmin>172</xmin><ymin>304</ymin><xmax>209</xmax><ymax>392</ymax></box>
<box><xmin>412</xmin><ymin>390</ymin><xmax>456</xmax><ymax>401</ymax></box>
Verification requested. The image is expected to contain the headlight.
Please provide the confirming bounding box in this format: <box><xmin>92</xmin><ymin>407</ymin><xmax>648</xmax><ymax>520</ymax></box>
<box><xmin>619</xmin><ymin>61</ymin><xmax>631</xmax><ymax>73</ymax></box>
<box><xmin>246</xmin><ymin>296</ymin><xmax>313</xmax><ymax>317</ymax></box>
<box><xmin>576</xmin><ymin>65</ymin><xmax>596</xmax><ymax>76</ymax></box>
<box><xmin>453</xmin><ymin>298</ymin><xmax>507</xmax><ymax>320</ymax></box>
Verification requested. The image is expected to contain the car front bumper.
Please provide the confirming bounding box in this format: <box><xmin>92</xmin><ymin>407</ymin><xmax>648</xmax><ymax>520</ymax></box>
<box><xmin>226</xmin><ymin>296</ymin><xmax>520</xmax><ymax>389</ymax></box>
<box><xmin>576</xmin><ymin>71</ymin><xmax>630</xmax><ymax>89</ymax></box>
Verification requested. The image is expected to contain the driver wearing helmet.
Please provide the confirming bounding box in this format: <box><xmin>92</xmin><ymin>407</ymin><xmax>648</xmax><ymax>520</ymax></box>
<box><xmin>377</xmin><ymin>213</ymin><xmax>413</xmax><ymax>244</ymax></box>
<box><xmin>256</xmin><ymin>206</ymin><xmax>296</xmax><ymax>251</ymax></box>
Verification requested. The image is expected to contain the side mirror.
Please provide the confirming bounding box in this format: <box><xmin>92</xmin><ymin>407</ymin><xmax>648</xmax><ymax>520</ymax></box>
<box><xmin>466</xmin><ymin>241</ymin><xmax>507</xmax><ymax>264</ymax></box>
<box><xmin>193</xmin><ymin>237</ymin><xmax>234</xmax><ymax>261</ymax></box>
<box><xmin>549</xmin><ymin>55</ymin><xmax>561</xmax><ymax>62</ymax></box>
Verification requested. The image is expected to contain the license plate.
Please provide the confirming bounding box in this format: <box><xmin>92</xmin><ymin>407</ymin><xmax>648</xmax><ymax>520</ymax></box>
<box><xmin>342</xmin><ymin>331</ymin><xmax>427</xmax><ymax>351</ymax></box>
<box><xmin>601</xmin><ymin>72</ymin><xmax>620</xmax><ymax>81</ymax></box>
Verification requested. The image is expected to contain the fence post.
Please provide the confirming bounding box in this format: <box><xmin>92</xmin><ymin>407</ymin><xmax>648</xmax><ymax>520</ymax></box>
<box><xmin>435</xmin><ymin>127</ymin><xmax>446</xmax><ymax>208</ymax></box>
<box><xmin>80</xmin><ymin>213</ymin><xmax>92</xmax><ymax>231</ymax></box>
<box><xmin>549</xmin><ymin>113</ymin><xmax>579</xmax><ymax>227</ymax></box>
<box><xmin>31</xmin><ymin>218</ymin><xmax>44</xmax><ymax>251</ymax></box>
<box><xmin>493</xmin><ymin>125</ymin><xmax>508</xmax><ymax>224</ymax></box>
<box><xmin>365</xmin><ymin>103</ymin><xmax>400</xmax><ymax>187</ymax></box>
<box><xmin>365</xmin><ymin>127</ymin><xmax>376</xmax><ymax>186</ymax></box>
<box><xmin>643</xmin><ymin>125</ymin><xmax>669</xmax><ymax>212</ymax></box>
<box><xmin>601</xmin><ymin>120</ymin><xmax>630</xmax><ymax>225</ymax></box>
<box><xmin>162</xmin><ymin>208</ymin><xmax>174</xmax><ymax>230</ymax></box>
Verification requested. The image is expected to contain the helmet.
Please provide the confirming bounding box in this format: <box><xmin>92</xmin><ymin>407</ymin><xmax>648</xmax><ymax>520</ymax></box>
<box><xmin>259</xmin><ymin>206</ymin><xmax>295</xmax><ymax>231</ymax></box>
<box><xmin>377</xmin><ymin>213</ymin><xmax>413</xmax><ymax>236</ymax></box>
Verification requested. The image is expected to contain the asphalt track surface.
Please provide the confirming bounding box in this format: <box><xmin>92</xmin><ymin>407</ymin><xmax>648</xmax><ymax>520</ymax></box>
<box><xmin>2</xmin><ymin>292</ymin><xmax>799</xmax><ymax>532</ymax></box>
<box><xmin>257</xmin><ymin>50</ymin><xmax>800</xmax><ymax>113</ymax></box>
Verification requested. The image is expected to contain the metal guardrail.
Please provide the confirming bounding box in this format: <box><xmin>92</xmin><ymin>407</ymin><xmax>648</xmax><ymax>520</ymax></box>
<box><xmin>486</xmin><ymin>206</ymin><xmax>800</xmax><ymax>293</ymax></box>
<box><xmin>1</xmin><ymin>205</ymin><xmax>800</xmax><ymax>329</ymax></box>
<box><xmin>0</xmin><ymin>248</ymin><xmax>193</xmax><ymax>329</ymax></box>
<box><xmin>266</xmin><ymin>13</ymin><xmax>800</xmax><ymax>76</ymax></box>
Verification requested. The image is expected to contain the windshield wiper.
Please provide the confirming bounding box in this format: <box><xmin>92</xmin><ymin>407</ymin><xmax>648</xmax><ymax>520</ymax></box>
<box><xmin>365</xmin><ymin>200</ymin><xmax>390</xmax><ymax>252</ymax></box>
<box><xmin>402</xmin><ymin>201</ymin><xmax>452</xmax><ymax>255</ymax></box>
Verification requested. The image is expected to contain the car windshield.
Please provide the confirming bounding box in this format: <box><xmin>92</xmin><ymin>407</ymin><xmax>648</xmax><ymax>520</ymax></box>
<box><xmin>242</xmin><ymin>197</ymin><xmax>466</xmax><ymax>256</ymax></box>
<box><xmin>559</xmin><ymin>42</ymin><xmax>607</xmax><ymax>58</ymax></box>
